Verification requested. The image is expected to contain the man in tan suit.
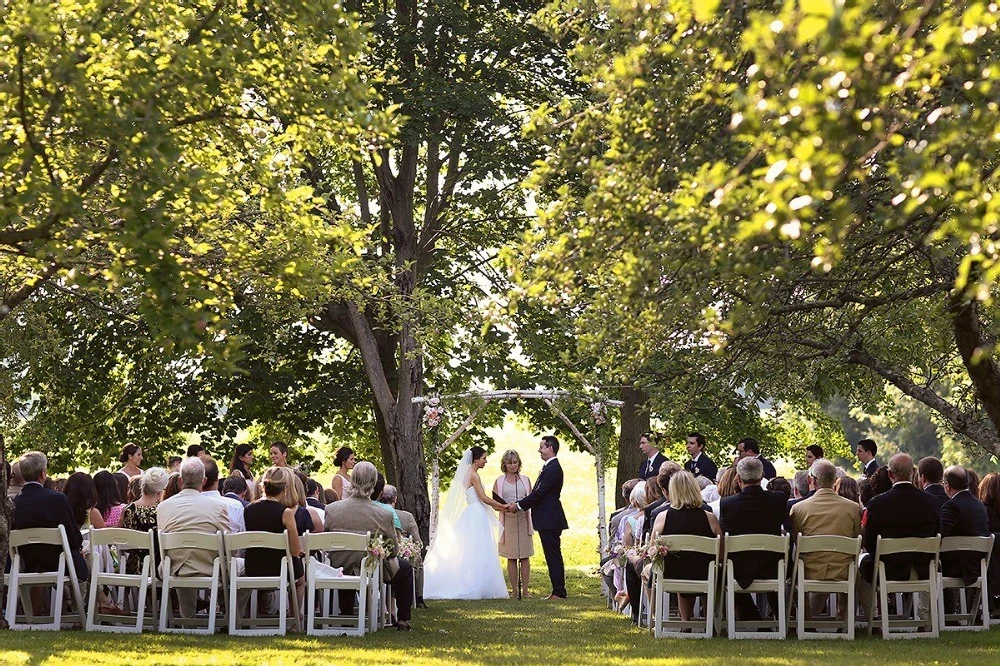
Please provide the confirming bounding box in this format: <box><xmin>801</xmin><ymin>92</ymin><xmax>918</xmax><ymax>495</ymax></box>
<box><xmin>381</xmin><ymin>484</ymin><xmax>426</xmax><ymax>607</ymax></box>
<box><xmin>789</xmin><ymin>459</ymin><xmax>862</xmax><ymax>617</ymax></box>
<box><xmin>156</xmin><ymin>456</ymin><xmax>230</xmax><ymax>618</ymax></box>
<box><xmin>325</xmin><ymin>462</ymin><xmax>414</xmax><ymax>631</ymax></box>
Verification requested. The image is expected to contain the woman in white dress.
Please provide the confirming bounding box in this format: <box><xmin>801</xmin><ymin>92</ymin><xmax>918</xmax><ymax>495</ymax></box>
<box><xmin>424</xmin><ymin>446</ymin><xmax>510</xmax><ymax>599</ymax></box>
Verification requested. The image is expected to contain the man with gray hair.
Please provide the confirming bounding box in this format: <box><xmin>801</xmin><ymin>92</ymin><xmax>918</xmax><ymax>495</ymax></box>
<box><xmin>11</xmin><ymin>451</ymin><xmax>88</xmax><ymax>583</ymax></box>
<box><xmin>380</xmin><ymin>483</ymin><xmax>426</xmax><ymax>607</ymax></box>
<box><xmin>719</xmin><ymin>456</ymin><xmax>788</xmax><ymax>621</ymax></box>
<box><xmin>156</xmin><ymin>456</ymin><xmax>230</xmax><ymax>618</ymax></box>
<box><xmin>325</xmin><ymin>461</ymin><xmax>414</xmax><ymax>630</ymax></box>
<box><xmin>789</xmin><ymin>459</ymin><xmax>862</xmax><ymax>618</ymax></box>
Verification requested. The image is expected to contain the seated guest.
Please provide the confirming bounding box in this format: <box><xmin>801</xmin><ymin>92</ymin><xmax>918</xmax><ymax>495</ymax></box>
<box><xmin>940</xmin><ymin>465</ymin><xmax>990</xmax><ymax>589</ymax></box>
<box><xmin>608</xmin><ymin>479</ymin><xmax>640</xmax><ymax>539</ymax></box>
<box><xmin>322</xmin><ymin>488</ymin><xmax>340</xmax><ymax>505</ymax></box>
<box><xmin>12</xmin><ymin>451</ymin><xmax>88</xmax><ymax>582</ymax></box>
<box><xmin>967</xmin><ymin>468</ymin><xmax>981</xmax><ymax>499</ymax></box>
<box><xmin>305</xmin><ymin>479</ymin><xmax>325</xmax><ymax>510</ymax></box>
<box><xmin>8</xmin><ymin>461</ymin><xmax>24</xmax><ymax>499</ymax></box>
<box><xmin>649</xmin><ymin>471</ymin><xmax>722</xmax><ymax>623</ymax></box>
<box><xmin>156</xmin><ymin>457</ymin><xmax>230</xmax><ymax>618</ymax></box>
<box><xmin>223</xmin><ymin>475</ymin><xmax>250</xmax><ymax>507</ymax></box>
<box><xmin>162</xmin><ymin>472</ymin><xmax>182</xmax><ymax>500</ymax></box>
<box><xmin>370</xmin><ymin>470</ymin><xmax>402</xmax><ymax>531</ymax></box>
<box><xmin>769</xmin><ymin>476</ymin><xmax>792</xmax><ymax>501</ymax></box>
<box><xmin>167</xmin><ymin>456</ymin><xmax>182</xmax><ymax>474</ymax></box>
<box><xmin>289</xmin><ymin>471</ymin><xmax>322</xmax><ymax>534</ymax></box>
<box><xmin>858</xmin><ymin>453</ymin><xmax>940</xmax><ymax>617</ymax></box>
<box><xmin>126</xmin><ymin>476</ymin><xmax>142</xmax><ymax>503</ymax></box>
<box><xmin>324</xmin><ymin>461</ymin><xmax>414</xmax><ymax>631</ymax></box>
<box><xmin>978</xmin><ymin>473</ymin><xmax>1000</xmax><ymax>611</ymax></box>
<box><xmin>63</xmin><ymin>472</ymin><xmax>100</xmax><ymax>529</ymax></box>
<box><xmin>622</xmin><ymin>481</ymin><xmax>648</xmax><ymax>617</ymax></box>
<box><xmin>719</xmin><ymin>456</ymin><xmax>788</xmax><ymax>620</ymax></box>
<box><xmin>202</xmin><ymin>457</ymin><xmax>245</xmax><ymax>533</ymax></box>
<box><xmin>918</xmin><ymin>456</ymin><xmax>949</xmax><ymax>508</ymax></box>
<box><xmin>381</xmin><ymin>483</ymin><xmax>426</xmax><ymax>607</ymax></box>
<box><xmin>789</xmin><ymin>460</ymin><xmax>861</xmax><ymax>618</ymax></box>
<box><xmin>121</xmin><ymin>467</ymin><xmax>169</xmax><ymax>575</ymax></box>
<box><xmin>94</xmin><ymin>470</ymin><xmax>127</xmax><ymax>527</ymax></box>
<box><xmin>834</xmin><ymin>476</ymin><xmax>861</xmax><ymax>505</ymax></box>
<box><xmin>244</xmin><ymin>467</ymin><xmax>306</xmax><ymax>615</ymax></box>
<box><xmin>709</xmin><ymin>466</ymin><xmax>739</xmax><ymax>518</ymax></box>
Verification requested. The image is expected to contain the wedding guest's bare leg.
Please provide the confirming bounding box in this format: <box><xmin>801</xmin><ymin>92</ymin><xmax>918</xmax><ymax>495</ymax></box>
<box><xmin>520</xmin><ymin>558</ymin><xmax>531</xmax><ymax>595</ymax></box>
<box><xmin>679</xmin><ymin>595</ymin><xmax>696</xmax><ymax>622</ymax></box>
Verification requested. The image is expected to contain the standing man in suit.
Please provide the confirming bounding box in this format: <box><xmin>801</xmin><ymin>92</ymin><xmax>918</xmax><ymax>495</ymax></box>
<box><xmin>684</xmin><ymin>432</ymin><xmax>718</xmax><ymax>482</ymax></box>
<box><xmin>719</xmin><ymin>456</ymin><xmax>788</xmax><ymax>620</ymax></box>
<box><xmin>857</xmin><ymin>438</ymin><xmax>880</xmax><ymax>479</ymax></box>
<box><xmin>638</xmin><ymin>432</ymin><xmax>667</xmax><ymax>481</ymax></box>
<box><xmin>918</xmin><ymin>456</ymin><xmax>949</xmax><ymax>508</ymax></box>
<box><xmin>156</xmin><ymin>456</ymin><xmax>231</xmax><ymax>618</ymax></box>
<box><xmin>11</xmin><ymin>451</ymin><xmax>88</xmax><ymax>583</ymax></box>
<box><xmin>513</xmin><ymin>435</ymin><xmax>569</xmax><ymax>599</ymax></box>
<box><xmin>736</xmin><ymin>437</ymin><xmax>776</xmax><ymax>480</ymax></box>
<box><xmin>858</xmin><ymin>453</ymin><xmax>941</xmax><ymax>618</ymax></box>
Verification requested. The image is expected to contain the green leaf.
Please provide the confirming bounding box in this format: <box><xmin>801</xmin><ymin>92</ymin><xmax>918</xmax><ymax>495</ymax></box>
<box><xmin>692</xmin><ymin>0</ymin><xmax>721</xmax><ymax>23</ymax></box>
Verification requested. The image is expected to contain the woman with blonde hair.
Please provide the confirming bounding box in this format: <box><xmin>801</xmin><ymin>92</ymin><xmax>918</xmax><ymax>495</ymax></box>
<box><xmin>244</xmin><ymin>466</ymin><xmax>306</xmax><ymax>614</ymax></box>
<box><xmin>493</xmin><ymin>449</ymin><xmax>534</xmax><ymax>597</ymax></box>
<box><xmin>287</xmin><ymin>471</ymin><xmax>322</xmax><ymax>534</ymax></box>
<box><xmin>709</xmin><ymin>466</ymin><xmax>739</xmax><ymax>518</ymax></box>
<box><xmin>649</xmin><ymin>471</ymin><xmax>722</xmax><ymax>623</ymax></box>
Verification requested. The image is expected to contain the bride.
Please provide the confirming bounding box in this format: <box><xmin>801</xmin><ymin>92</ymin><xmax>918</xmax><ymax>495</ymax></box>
<box><xmin>424</xmin><ymin>446</ymin><xmax>511</xmax><ymax>599</ymax></box>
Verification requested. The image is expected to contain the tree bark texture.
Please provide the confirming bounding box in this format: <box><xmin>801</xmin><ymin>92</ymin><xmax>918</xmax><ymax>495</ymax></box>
<box><xmin>614</xmin><ymin>385</ymin><xmax>650</xmax><ymax>509</ymax></box>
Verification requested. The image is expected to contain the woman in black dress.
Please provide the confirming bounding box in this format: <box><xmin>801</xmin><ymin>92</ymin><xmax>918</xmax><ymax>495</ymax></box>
<box><xmin>244</xmin><ymin>466</ymin><xmax>306</xmax><ymax>615</ymax></box>
<box><xmin>649</xmin><ymin>471</ymin><xmax>722</xmax><ymax>623</ymax></box>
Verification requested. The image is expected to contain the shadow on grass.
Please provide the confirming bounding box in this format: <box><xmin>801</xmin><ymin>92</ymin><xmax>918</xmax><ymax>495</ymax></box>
<box><xmin>3</xmin><ymin>571</ymin><xmax>1000</xmax><ymax>666</ymax></box>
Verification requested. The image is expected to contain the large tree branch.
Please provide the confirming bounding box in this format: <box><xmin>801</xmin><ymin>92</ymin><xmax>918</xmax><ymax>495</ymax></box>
<box><xmin>847</xmin><ymin>346</ymin><xmax>1000</xmax><ymax>452</ymax></box>
<box><xmin>949</xmin><ymin>294</ymin><xmax>1000</xmax><ymax>441</ymax></box>
<box><xmin>0</xmin><ymin>263</ymin><xmax>60</xmax><ymax>322</ymax></box>
<box><xmin>346</xmin><ymin>301</ymin><xmax>396</xmax><ymax>417</ymax></box>
<box><xmin>769</xmin><ymin>281</ymin><xmax>950</xmax><ymax>314</ymax></box>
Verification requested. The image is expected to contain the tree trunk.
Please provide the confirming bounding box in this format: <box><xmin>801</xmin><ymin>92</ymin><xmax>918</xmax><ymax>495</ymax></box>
<box><xmin>614</xmin><ymin>385</ymin><xmax>649</xmax><ymax>509</ymax></box>
<box><xmin>595</xmin><ymin>448</ymin><xmax>608</xmax><ymax>554</ymax></box>
<box><xmin>950</xmin><ymin>294</ymin><xmax>1000</xmax><ymax>454</ymax></box>
<box><xmin>0</xmin><ymin>434</ymin><xmax>13</xmax><ymax>626</ymax></box>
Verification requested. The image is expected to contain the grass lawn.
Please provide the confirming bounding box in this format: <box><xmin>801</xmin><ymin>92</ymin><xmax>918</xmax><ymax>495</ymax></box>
<box><xmin>3</xmin><ymin>426</ymin><xmax>1000</xmax><ymax>664</ymax></box>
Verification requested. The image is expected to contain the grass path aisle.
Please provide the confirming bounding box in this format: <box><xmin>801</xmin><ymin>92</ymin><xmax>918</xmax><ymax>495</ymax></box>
<box><xmin>2</xmin><ymin>570</ymin><xmax>1000</xmax><ymax>665</ymax></box>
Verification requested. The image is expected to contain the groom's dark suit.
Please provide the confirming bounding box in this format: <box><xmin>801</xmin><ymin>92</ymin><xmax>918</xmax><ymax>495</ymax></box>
<box><xmin>518</xmin><ymin>457</ymin><xmax>568</xmax><ymax>597</ymax></box>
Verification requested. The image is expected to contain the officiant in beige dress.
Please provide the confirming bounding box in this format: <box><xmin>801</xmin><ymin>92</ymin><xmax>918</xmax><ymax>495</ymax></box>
<box><xmin>494</xmin><ymin>449</ymin><xmax>534</xmax><ymax>597</ymax></box>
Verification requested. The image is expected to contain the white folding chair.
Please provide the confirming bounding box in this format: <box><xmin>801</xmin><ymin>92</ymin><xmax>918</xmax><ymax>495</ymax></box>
<box><xmin>650</xmin><ymin>535</ymin><xmax>719</xmax><ymax>638</ymax></box>
<box><xmin>5</xmin><ymin>525</ymin><xmax>86</xmax><ymax>630</ymax></box>
<box><xmin>938</xmin><ymin>535</ymin><xmax>994</xmax><ymax>631</ymax></box>
<box><xmin>866</xmin><ymin>535</ymin><xmax>940</xmax><ymax>639</ymax></box>
<box><xmin>226</xmin><ymin>530</ymin><xmax>300</xmax><ymax>636</ymax></box>
<box><xmin>158</xmin><ymin>530</ymin><xmax>227</xmax><ymax>635</ymax></box>
<box><xmin>723</xmin><ymin>533</ymin><xmax>789</xmax><ymax>639</ymax></box>
<box><xmin>86</xmin><ymin>528</ymin><xmax>157</xmax><ymax>633</ymax></box>
<box><xmin>305</xmin><ymin>531</ymin><xmax>374</xmax><ymax>636</ymax></box>
<box><xmin>788</xmin><ymin>534</ymin><xmax>860</xmax><ymax>639</ymax></box>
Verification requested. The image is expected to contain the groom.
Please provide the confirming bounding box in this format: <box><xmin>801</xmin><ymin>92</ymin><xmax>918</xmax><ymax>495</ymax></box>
<box><xmin>510</xmin><ymin>435</ymin><xmax>568</xmax><ymax>599</ymax></box>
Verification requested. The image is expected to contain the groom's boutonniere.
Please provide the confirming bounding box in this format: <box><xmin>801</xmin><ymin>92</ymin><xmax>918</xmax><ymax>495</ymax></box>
<box><xmin>693</xmin><ymin>466</ymin><xmax>700</xmax><ymax>475</ymax></box>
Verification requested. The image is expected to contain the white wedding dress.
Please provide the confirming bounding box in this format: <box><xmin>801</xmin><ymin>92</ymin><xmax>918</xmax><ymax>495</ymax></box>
<box><xmin>424</xmin><ymin>455</ymin><xmax>509</xmax><ymax>600</ymax></box>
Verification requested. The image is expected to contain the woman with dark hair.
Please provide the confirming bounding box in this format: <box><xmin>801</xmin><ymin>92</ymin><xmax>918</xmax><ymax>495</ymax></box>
<box><xmin>163</xmin><ymin>472</ymin><xmax>182</xmax><ymax>500</ymax></box>
<box><xmin>94</xmin><ymin>470</ymin><xmax>127</xmax><ymax>528</ymax></box>
<box><xmin>768</xmin><ymin>476</ymin><xmax>792</xmax><ymax>501</ymax></box>
<box><xmin>117</xmin><ymin>442</ymin><xmax>143</xmax><ymax>478</ymax></box>
<box><xmin>63</xmin><ymin>472</ymin><xmax>100</xmax><ymax>529</ymax></box>
<box><xmin>230</xmin><ymin>444</ymin><xmax>255</xmax><ymax>481</ymax></box>
<box><xmin>330</xmin><ymin>446</ymin><xmax>356</xmax><ymax>501</ymax></box>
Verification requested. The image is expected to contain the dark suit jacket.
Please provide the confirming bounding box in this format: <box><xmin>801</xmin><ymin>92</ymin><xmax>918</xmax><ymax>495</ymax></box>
<box><xmin>719</xmin><ymin>485</ymin><xmax>788</xmax><ymax>588</ymax></box>
<box><xmin>305</xmin><ymin>496</ymin><xmax>325</xmax><ymax>511</ymax></box>
<box><xmin>12</xmin><ymin>482</ymin><xmax>88</xmax><ymax>581</ymax></box>
<box><xmin>642</xmin><ymin>498</ymin><xmax>668</xmax><ymax>540</ymax></box>
<box><xmin>639</xmin><ymin>453</ymin><xmax>667</xmax><ymax>480</ymax></box>
<box><xmin>518</xmin><ymin>458</ymin><xmax>568</xmax><ymax>531</ymax></box>
<box><xmin>226</xmin><ymin>492</ymin><xmax>250</xmax><ymax>508</ymax></box>
<box><xmin>863</xmin><ymin>482</ymin><xmax>940</xmax><ymax>581</ymax></box>
<box><xmin>758</xmin><ymin>456</ymin><xmax>777</xmax><ymax>480</ymax></box>
<box><xmin>685</xmin><ymin>454</ymin><xmax>718</xmax><ymax>483</ymax></box>
<box><xmin>940</xmin><ymin>490</ymin><xmax>991</xmax><ymax>585</ymax></box>
<box><xmin>925</xmin><ymin>484</ymin><xmax>949</xmax><ymax>509</ymax></box>
<box><xmin>862</xmin><ymin>459</ymin><xmax>880</xmax><ymax>478</ymax></box>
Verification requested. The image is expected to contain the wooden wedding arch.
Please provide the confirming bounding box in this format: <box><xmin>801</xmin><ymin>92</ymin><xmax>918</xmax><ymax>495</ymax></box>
<box><xmin>413</xmin><ymin>390</ymin><xmax>623</xmax><ymax>553</ymax></box>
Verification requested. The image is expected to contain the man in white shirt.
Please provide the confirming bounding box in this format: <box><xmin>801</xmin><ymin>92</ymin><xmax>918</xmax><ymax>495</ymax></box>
<box><xmin>201</xmin><ymin>457</ymin><xmax>244</xmax><ymax>533</ymax></box>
